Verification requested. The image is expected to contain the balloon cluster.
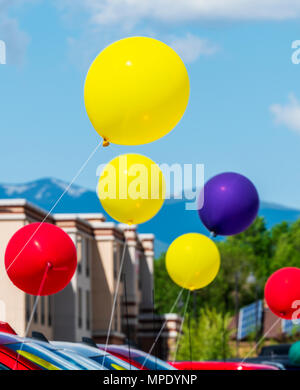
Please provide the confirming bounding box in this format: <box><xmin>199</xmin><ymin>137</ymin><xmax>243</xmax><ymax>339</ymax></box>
<box><xmin>5</xmin><ymin>36</ymin><xmax>297</xmax><ymax>328</ymax></box>
<box><xmin>87</xmin><ymin>37</ymin><xmax>261</xmax><ymax>292</ymax></box>
<box><xmin>87</xmin><ymin>38</ymin><xmax>298</xmax><ymax>327</ymax></box>
<box><xmin>4</xmin><ymin>37</ymin><xmax>188</xmax><ymax>297</ymax></box>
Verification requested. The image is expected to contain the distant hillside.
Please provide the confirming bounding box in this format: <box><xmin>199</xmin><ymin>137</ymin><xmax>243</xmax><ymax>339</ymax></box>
<box><xmin>1</xmin><ymin>178</ymin><xmax>300</xmax><ymax>256</ymax></box>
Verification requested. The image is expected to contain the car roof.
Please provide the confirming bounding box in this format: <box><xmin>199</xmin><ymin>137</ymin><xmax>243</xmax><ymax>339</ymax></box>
<box><xmin>51</xmin><ymin>342</ymin><xmax>106</xmax><ymax>358</ymax></box>
<box><xmin>27</xmin><ymin>339</ymin><xmax>105</xmax><ymax>370</ymax></box>
<box><xmin>260</xmin><ymin>344</ymin><xmax>291</xmax><ymax>356</ymax></box>
<box><xmin>98</xmin><ymin>344</ymin><xmax>146</xmax><ymax>358</ymax></box>
<box><xmin>53</xmin><ymin>341</ymin><xmax>138</xmax><ymax>370</ymax></box>
<box><xmin>243</xmin><ymin>356</ymin><xmax>300</xmax><ymax>369</ymax></box>
<box><xmin>0</xmin><ymin>332</ymin><xmax>23</xmax><ymax>345</ymax></box>
<box><xmin>170</xmin><ymin>361</ymin><xmax>279</xmax><ymax>370</ymax></box>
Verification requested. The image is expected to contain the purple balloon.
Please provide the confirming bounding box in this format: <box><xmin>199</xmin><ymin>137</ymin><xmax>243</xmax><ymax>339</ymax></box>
<box><xmin>198</xmin><ymin>172</ymin><xmax>259</xmax><ymax>236</ymax></box>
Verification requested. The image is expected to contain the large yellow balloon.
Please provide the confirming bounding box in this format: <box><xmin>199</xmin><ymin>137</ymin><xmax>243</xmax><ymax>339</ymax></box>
<box><xmin>98</xmin><ymin>154</ymin><xmax>165</xmax><ymax>224</ymax></box>
<box><xmin>166</xmin><ymin>233</ymin><xmax>221</xmax><ymax>290</ymax></box>
<box><xmin>84</xmin><ymin>37</ymin><xmax>190</xmax><ymax>146</ymax></box>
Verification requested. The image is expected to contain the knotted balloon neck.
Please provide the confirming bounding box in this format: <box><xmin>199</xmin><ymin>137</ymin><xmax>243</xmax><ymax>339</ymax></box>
<box><xmin>37</xmin><ymin>262</ymin><xmax>53</xmax><ymax>296</ymax></box>
<box><xmin>102</xmin><ymin>138</ymin><xmax>110</xmax><ymax>147</ymax></box>
<box><xmin>210</xmin><ymin>231</ymin><xmax>217</xmax><ymax>238</ymax></box>
<box><xmin>46</xmin><ymin>261</ymin><xmax>53</xmax><ymax>270</ymax></box>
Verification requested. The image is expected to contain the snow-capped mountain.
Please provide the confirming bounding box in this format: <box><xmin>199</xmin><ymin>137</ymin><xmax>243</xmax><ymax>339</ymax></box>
<box><xmin>0</xmin><ymin>178</ymin><xmax>99</xmax><ymax>213</ymax></box>
<box><xmin>0</xmin><ymin>178</ymin><xmax>300</xmax><ymax>256</ymax></box>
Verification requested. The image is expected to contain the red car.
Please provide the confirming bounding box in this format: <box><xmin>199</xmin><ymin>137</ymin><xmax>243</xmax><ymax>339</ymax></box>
<box><xmin>0</xmin><ymin>323</ymin><xmax>41</xmax><ymax>370</ymax></box>
<box><xmin>169</xmin><ymin>361</ymin><xmax>280</xmax><ymax>370</ymax></box>
<box><xmin>0</xmin><ymin>322</ymin><xmax>80</xmax><ymax>370</ymax></box>
<box><xmin>98</xmin><ymin>344</ymin><xmax>176</xmax><ymax>370</ymax></box>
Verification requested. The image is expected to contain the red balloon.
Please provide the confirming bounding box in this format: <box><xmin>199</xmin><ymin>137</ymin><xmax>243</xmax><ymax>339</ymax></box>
<box><xmin>5</xmin><ymin>222</ymin><xmax>77</xmax><ymax>296</ymax></box>
<box><xmin>264</xmin><ymin>267</ymin><xmax>300</xmax><ymax>320</ymax></box>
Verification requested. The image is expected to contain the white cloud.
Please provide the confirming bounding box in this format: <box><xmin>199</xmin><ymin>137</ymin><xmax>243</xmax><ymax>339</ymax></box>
<box><xmin>58</xmin><ymin>0</ymin><xmax>300</xmax><ymax>68</ymax></box>
<box><xmin>169</xmin><ymin>33</ymin><xmax>218</xmax><ymax>63</ymax></box>
<box><xmin>61</xmin><ymin>0</ymin><xmax>300</xmax><ymax>28</ymax></box>
<box><xmin>270</xmin><ymin>94</ymin><xmax>300</xmax><ymax>133</ymax></box>
<box><xmin>0</xmin><ymin>0</ymin><xmax>32</xmax><ymax>65</ymax></box>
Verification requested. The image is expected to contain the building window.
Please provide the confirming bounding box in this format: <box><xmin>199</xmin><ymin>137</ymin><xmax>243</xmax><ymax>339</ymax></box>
<box><xmin>114</xmin><ymin>298</ymin><xmax>119</xmax><ymax>332</ymax></box>
<box><xmin>113</xmin><ymin>244</ymin><xmax>118</xmax><ymax>280</ymax></box>
<box><xmin>78</xmin><ymin>288</ymin><xmax>82</xmax><ymax>328</ymax></box>
<box><xmin>48</xmin><ymin>296</ymin><xmax>52</xmax><ymax>326</ymax></box>
<box><xmin>41</xmin><ymin>297</ymin><xmax>45</xmax><ymax>325</ymax></box>
<box><xmin>86</xmin><ymin>291</ymin><xmax>90</xmax><ymax>330</ymax></box>
<box><xmin>86</xmin><ymin>239</ymin><xmax>90</xmax><ymax>277</ymax></box>
<box><xmin>77</xmin><ymin>235</ymin><xmax>82</xmax><ymax>274</ymax></box>
<box><xmin>34</xmin><ymin>298</ymin><xmax>38</xmax><ymax>323</ymax></box>
<box><xmin>26</xmin><ymin>295</ymin><xmax>31</xmax><ymax>322</ymax></box>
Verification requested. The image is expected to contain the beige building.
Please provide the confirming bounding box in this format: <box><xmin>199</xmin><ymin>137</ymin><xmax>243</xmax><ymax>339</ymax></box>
<box><xmin>0</xmin><ymin>199</ymin><xmax>157</xmax><ymax>347</ymax></box>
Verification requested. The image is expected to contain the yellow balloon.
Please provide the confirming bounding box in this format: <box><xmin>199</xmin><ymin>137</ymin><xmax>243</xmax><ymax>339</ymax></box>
<box><xmin>84</xmin><ymin>37</ymin><xmax>190</xmax><ymax>146</ymax></box>
<box><xmin>166</xmin><ymin>233</ymin><xmax>221</xmax><ymax>290</ymax></box>
<box><xmin>98</xmin><ymin>154</ymin><xmax>165</xmax><ymax>225</ymax></box>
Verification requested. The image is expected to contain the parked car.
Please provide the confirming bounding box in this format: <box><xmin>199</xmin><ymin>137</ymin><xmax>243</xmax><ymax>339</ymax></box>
<box><xmin>28</xmin><ymin>336</ymin><xmax>106</xmax><ymax>370</ymax></box>
<box><xmin>52</xmin><ymin>341</ymin><xmax>136</xmax><ymax>370</ymax></box>
<box><xmin>31</xmin><ymin>342</ymin><xmax>106</xmax><ymax>370</ymax></box>
<box><xmin>169</xmin><ymin>361</ymin><xmax>280</xmax><ymax>370</ymax></box>
<box><xmin>0</xmin><ymin>332</ymin><xmax>42</xmax><ymax>370</ymax></box>
<box><xmin>260</xmin><ymin>344</ymin><xmax>291</xmax><ymax>357</ymax></box>
<box><xmin>0</xmin><ymin>331</ymin><xmax>79</xmax><ymax>370</ymax></box>
<box><xmin>236</xmin><ymin>358</ymin><xmax>285</xmax><ymax>370</ymax></box>
<box><xmin>243</xmin><ymin>344</ymin><xmax>300</xmax><ymax>370</ymax></box>
<box><xmin>98</xmin><ymin>344</ymin><xmax>176</xmax><ymax>370</ymax></box>
<box><xmin>242</xmin><ymin>355</ymin><xmax>299</xmax><ymax>370</ymax></box>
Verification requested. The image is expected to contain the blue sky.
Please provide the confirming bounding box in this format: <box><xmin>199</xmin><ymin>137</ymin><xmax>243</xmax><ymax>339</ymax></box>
<box><xmin>1</xmin><ymin>1</ymin><xmax>300</xmax><ymax>208</ymax></box>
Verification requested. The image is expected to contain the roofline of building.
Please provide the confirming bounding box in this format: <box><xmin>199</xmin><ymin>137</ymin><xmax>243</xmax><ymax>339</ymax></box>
<box><xmin>0</xmin><ymin>199</ymin><xmax>154</xmax><ymax>247</ymax></box>
<box><xmin>0</xmin><ymin>198</ymin><xmax>53</xmax><ymax>219</ymax></box>
<box><xmin>0</xmin><ymin>198</ymin><xmax>50</xmax><ymax>217</ymax></box>
<box><xmin>138</xmin><ymin>233</ymin><xmax>155</xmax><ymax>241</ymax></box>
<box><xmin>118</xmin><ymin>223</ymin><xmax>137</xmax><ymax>231</ymax></box>
<box><xmin>91</xmin><ymin>221</ymin><xmax>124</xmax><ymax>233</ymax></box>
<box><xmin>73</xmin><ymin>213</ymin><xmax>106</xmax><ymax>221</ymax></box>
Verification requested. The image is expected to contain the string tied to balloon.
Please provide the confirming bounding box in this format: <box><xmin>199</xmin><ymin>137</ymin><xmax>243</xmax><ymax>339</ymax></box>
<box><xmin>173</xmin><ymin>290</ymin><xmax>191</xmax><ymax>362</ymax></box>
<box><xmin>103</xmin><ymin>239</ymin><xmax>128</xmax><ymax>368</ymax></box>
<box><xmin>141</xmin><ymin>288</ymin><xmax>184</xmax><ymax>369</ymax></box>
<box><xmin>13</xmin><ymin>261</ymin><xmax>53</xmax><ymax>370</ymax></box>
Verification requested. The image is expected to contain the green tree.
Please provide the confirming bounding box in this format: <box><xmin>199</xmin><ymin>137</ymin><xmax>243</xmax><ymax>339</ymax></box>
<box><xmin>271</xmin><ymin>219</ymin><xmax>300</xmax><ymax>272</ymax></box>
<box><xmin>175</xmin><ymin>307</ymin><xmax>234</xmax><ymax>361</ymax></box>
<box><xmin>155</xmin><ymin>236</ymin><xmax>258</xmax><ymax>314</ymax></box>
<box><xmin>227</xmin><ymin>217</ymin><xmax>273</xmax><ymax>282</ymax></box>
<box><xmin>154</xmin><ymin>252</ymin><xmax>181</xmax><ymax>314</ymax></box>
<box><xmin>154</xmin><ymin>217</ymin><xmax>300</xmax><ymax>317</ymax></box>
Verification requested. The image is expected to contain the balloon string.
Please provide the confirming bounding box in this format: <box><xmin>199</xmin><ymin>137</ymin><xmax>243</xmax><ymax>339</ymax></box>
<box><xmin>13</xmin><ymin>263</ymin><xmax>51</xmax><ymax>370</ymax></box>
<box><xmin>103</xmin><ymin>240</ymin><xmax>127</xmax><ymax>368</ymax></box>
<box><xmin>152</xmin><ymin>287</ymin><xmax>158</xmax><ymax>370</ymax></box>
<box><xmin>122</xmin><ymin>272</ymin><xmax>132</xmax><ymax>370</ymax></box>
<box><xmin>6</xmin><ymin>141</ymin><xmax>102</xmax><ymax>273</ymax></box>
<box><xmin>241</xmin><ymin>317</ymin><xmax>281</xmax><ymax>363</ymax></box>
<box><xmin>173</xmin><ymin>290</ymin><xmax>190</xmax><ymax>362</ymax></box>
<box><xmin>188</xmin><ymin>305</ymin><xmax>192</xmax><ymax>370</ymax></box>
<box><xmin>141</xmin><ymin>288</ymin><xmax>184</xmax><ymax>369</ymax></box>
